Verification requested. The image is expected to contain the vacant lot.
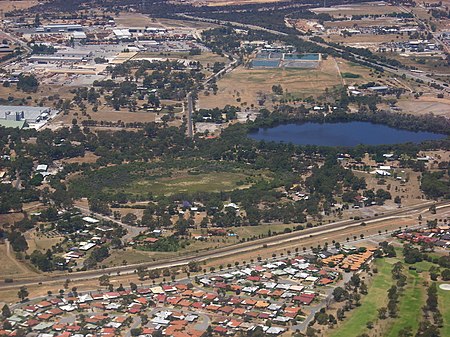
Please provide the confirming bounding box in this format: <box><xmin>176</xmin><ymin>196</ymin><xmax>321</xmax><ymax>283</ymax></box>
<box><xmin>26</xmin><ymin>233</ymin><xmax>64</xmax><ymax>255</ymax></box>
<box><xmin>180</xmin><ymin>0</ymin><xmax>288</xmax><ymax>6</ymax></box>
<box><xmin>313</xmin><ymin>3</ymin><xmax>407</xmax><ymax>17</ymax></box>
<box><xmin>115</xmin><ymin>13</ymin><xmax>215</xmax><ymax>30</ymax></box>
<box><xmin>0</xmin><ymin>241</ymin><xmax>40</xmax><ymax>280</ymax></box>
<box><xmin>335</xmin><ymin>59</ymin><xmax>376</xmax><ymax>85</ymax></box>
<box><xmin>397</xmin><ymin>95</ymin><xmax>450</xmax><ymax>118</ymax></box>
<box><xmin>327</xmin><ymin>34</ymin><xmax>410</xmax><ymax>45</ymax></box>
<box><xmin>116</xmin><ymin>171</ymin><xmax>251</xmax><ymax>197</ymax></box>
<box><xmin>0</xmin><ymin>0</ymin><xmax>38</xmax><ymax>11</ymax></box>
<box><xmin>199</xmin><ymin>57</ymin><xmax>342</xmax><ymax>109</ymax></box>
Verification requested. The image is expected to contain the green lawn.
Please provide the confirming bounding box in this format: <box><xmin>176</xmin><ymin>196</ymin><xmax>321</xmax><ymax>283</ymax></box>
<box><xmin>384</xmin><ymin>270</ymin><xmax>425</xmax><ymax>337</ymax></box>
<box><xmin>330</xmin><ymin>255</ymin><xmax>429</xmax><ymax>337</ymax></box>
<box><xmin>438</xmin><ymin>283</ymin><xmax>450</xmax><ymax>337</ymax></box>
<box><xmin>329</xmin><ymin>258</ymin><xmax>395</xmax><ymax>337</ymax></box>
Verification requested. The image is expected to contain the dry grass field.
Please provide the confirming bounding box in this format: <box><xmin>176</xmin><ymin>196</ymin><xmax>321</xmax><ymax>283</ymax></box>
<box><xmin>397</xmin><ymin>95</ymin><xmax>450</xmax><ymax>118</ymax></box>
<box><xmin>115</xmin><ymin>13</ymin><xmax>216</xmax><ymax>30</ymax></box>
<box><xmin>335</xmin><ymin>59</ymin><xmax>377</xmax><ymax>85</ymax></box>
<box><xmin>198</xmin><ymin>57</ymin><xmax>343</xmax><ymax>109</ymax></box>
<box><xmin>0</xmin><ymin>0</ymin><xmax>38</xmax><ymax>12</ymax></box>
<box><xmin>382</xmin><ymin>53</ymin><xmax>450</xmax><ymax>74</ymax></box>
<box><xmin>312</xmin><ymin>2</ymin><xmax>407</xmax><ymax>17</ymax></box>
<box><xmin>176</xmin><ymin>0</ymin><xmax>288</xmax><ymax>6</ymax></box>
<box><xmin>326</xmin><ymin>34</ymin><xmax>410</xmax><ymax>45</ymax></box>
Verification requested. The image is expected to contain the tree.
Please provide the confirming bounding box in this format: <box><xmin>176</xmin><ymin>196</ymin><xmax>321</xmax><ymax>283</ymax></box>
<box><xmin>17</xmin><ymin>287</ymin><xmax>29</xmax><ymax>302</ymax></box>
<box><xmin>2</xmin><ymin>304</ymin><xmax>11</xmax><ymax>318</ymax></box>
<box><xmin>398</xmin><ymin>326</ymin><xmax>413</xmax><ymax>337</ymax></box>
<box><xmin>17</xmin><ymin>74</ymin><xmax>39</xmax><ymax>93</ymax></box>
<box><xmin>137</xmin><ymin>267</ymin><xmax>147</xmax><ymax>281</ymax></box>
<box><xmin>378</xmin><ymin>307</ymin><xmax>388</xmax><ymax>319</ymax></box>
<box><xmin>272</xmin><ymin>84</ymin><xmax>283</xmax><ymax>95</ymax></box>
<box><xmin>350</xmin><ymin>274</ymin><xmax>361</xmax><ymax>289</ymax></box>
<box><xmin>441</xmin><ymin>269</ymin><xmax>450</xmax><ymax>281</ymax></box>
<box><xmin>98</xmin><ymin>274</ymin><xmax>110</xmax><ymax>287</ymax></box>
<box><xmin>332</xmin><ymin>287</ymin><xmax>349</xmax><ymax>302</ymax></box>
<box><xmin>188</xmin><ymin>260</ymin><xmax>201</xmax><ymax>273</ymax></box>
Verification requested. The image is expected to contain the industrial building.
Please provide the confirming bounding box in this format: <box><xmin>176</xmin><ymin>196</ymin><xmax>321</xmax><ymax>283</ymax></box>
<box><xmin>29</xmin><ymin>49</ymin><xmax>92</xmax><ymax>63</ymax></box>
<box><xmin>0</xmin><ymin>105</ymin><xmax>53</xmax><ymax>124</ymax></box>
<box><xmin>36</xmin><ymin>24</ymin><xmax>84</xmax><ymax>33</ymax></box>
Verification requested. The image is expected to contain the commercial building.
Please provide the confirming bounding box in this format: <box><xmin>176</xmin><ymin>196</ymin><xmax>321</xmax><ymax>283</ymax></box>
<box><xmin>37</xmin><ymin>24</ymin><xmax>83</xmax><ymax>33</ymax></box>
<box><xmin>29</xmin><ymin>49</ymin><xmax>92</xmax><ymax>63</ymax></box>
<box><xmin>0</xmin><ymin>105</ymin><xmax>52</xmax><ymax>124</ymax></box>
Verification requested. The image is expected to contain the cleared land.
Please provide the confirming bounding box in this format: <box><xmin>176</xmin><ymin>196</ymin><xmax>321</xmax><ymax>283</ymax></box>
<box><xmin>115</xmin><ymin>13</ymin><xmax>215</xmax><ymax>30</ymax></box>
<box><xmin>0</xmin><ymin>244</ymin><xmax>33</xmax><ymax>277</ymax></box>
<box><xmin>198</xmin><ymin>57</ymin><xmax>342</xmax><ymax>109</ymax></box>
<box><xmin>177</xmin><ymin>0</ymin><xmax>289</xmax><ymax>6</ymax></box>
<box><xmin>397</xmin><ymin>96</ymin><xmax>450</xmax><ymax>118</ymax></box>
<box><xmin>111</xmin><ymin>171</ymin><xmax>251</xmax><ymax>196</ymax></box>
<box><xmin>327</xmin><ymin>34</ymin><xmax>411</xmax><ymax>45</ymax></box>
<box><xmin>0</xmin><ymin>0</ymin><xmax>38</xmax><ymax>11</ymax></box>
<box><xmin>312</xmin><ymin>3</ymin><xmax>408</xmax><ymax>17</ymax></box>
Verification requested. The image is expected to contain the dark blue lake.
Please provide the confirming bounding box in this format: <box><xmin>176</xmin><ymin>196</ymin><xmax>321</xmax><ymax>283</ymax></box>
<box><xmin>248</xmin><ymin>122</ymin><xmax>446</xmax><ymax>146</ymax></box>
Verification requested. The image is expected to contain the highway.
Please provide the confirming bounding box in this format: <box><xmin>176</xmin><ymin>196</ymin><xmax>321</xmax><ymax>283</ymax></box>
<box><xmin>1</xmin><ymin>200</ymin><xmax>448</xmax><ymax>290</ymax></box>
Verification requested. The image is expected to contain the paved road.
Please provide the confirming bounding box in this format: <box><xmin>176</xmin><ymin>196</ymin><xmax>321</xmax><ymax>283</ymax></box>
<box><xmin>75</xmin><ymin>203</ymin><xmax>146</xmax><ymax>243</ymax></box>
<box><xmin>186</xmin><ymin>92</ymin><xmax>194</xmax><ymax>138</ymax></box>
<box><xmin>1</xmin><ymin>200</ymin><xmax>448</xmax><ymax>290</ymax></box>
<box><xmin>184</xmin><ymin>49</ymin><xmax>237</xmax><ymax>138</ymax></box>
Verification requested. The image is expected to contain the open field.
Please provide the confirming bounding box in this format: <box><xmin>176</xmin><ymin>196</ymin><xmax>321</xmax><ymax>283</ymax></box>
<box><xmin>438</xmin><ymin>283</ymin><xmax>450</xmax><ymax>337</ymax></box>
<box><xmin>115</xmin><ymin>13</ymin><xmax>216</xmax><ymax>30</ymax></box>
<box><xmin>198</xmin><ymin>57</ymin><xmax>342</xmax><ymax>109</ymax></box>
<box><xmin>115</xmin><ymin>171</ymin><xmax>251</xmax><ymax>196</ymax></box>
<box><xmin>0</xmin><ymin>244</ymin><xmax>34</xmax><ymax>278</ymax></box>
<box><xmin>326</xmin><ymin>34</ymin><xmax>410</xmax><ymax>45</ymax></box>
<box><xmin>330</xmin><ymin>255</ymin><xmax>427</xmax><ymax>337</ymax></box>
<box><xmin>397</xmin><ymin>95</ymin><xmax>450</xmax><ymax>118</ymax></box>
<box><xmin>329</xmin><ymin>257</ymin><xmax>394</xmax><ymax>337</ymax></box>
<box><xmin>384</xmin><ymin>269</ymin><xmax>424</xmax><ymax>337</ymax></box>
<box><xmin>177</xmin><ymin>0</ymin><xmax>289</xmax><ymax>6</ymax></box>
<box><xmin>336</xmin><ymin>59</ymin><xmax>376</xmax><ymax>86</ymax></box>
<box><xmin>0</xmin><ymin>0</ymin><xmax>38</xmax><ymax>12</ymax></box>
<box><xmin>26</xmin><ymin>233</ymin><xmax>64</xmax><ymax>255</ymax></box>
<box><xmin>313</xmin><ymin>2</ymin><xmax>407</xmax><ymax>17</ymax></box>
<box><xmin>381</xmin><ymin>53</ymin><xmax>450</xmax><ymax>74</ymax></box>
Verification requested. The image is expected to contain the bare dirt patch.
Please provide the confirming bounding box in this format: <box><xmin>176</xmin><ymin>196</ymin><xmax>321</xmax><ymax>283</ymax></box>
<box><xmin>397</xmin><ymin>95</ymin><xmax>450</xmax><ymax>118</ymax></box>
<box><xmin>0</xmin><ymin>0</ymin><xmax>38</xmax><ymax>12</ymax></box>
